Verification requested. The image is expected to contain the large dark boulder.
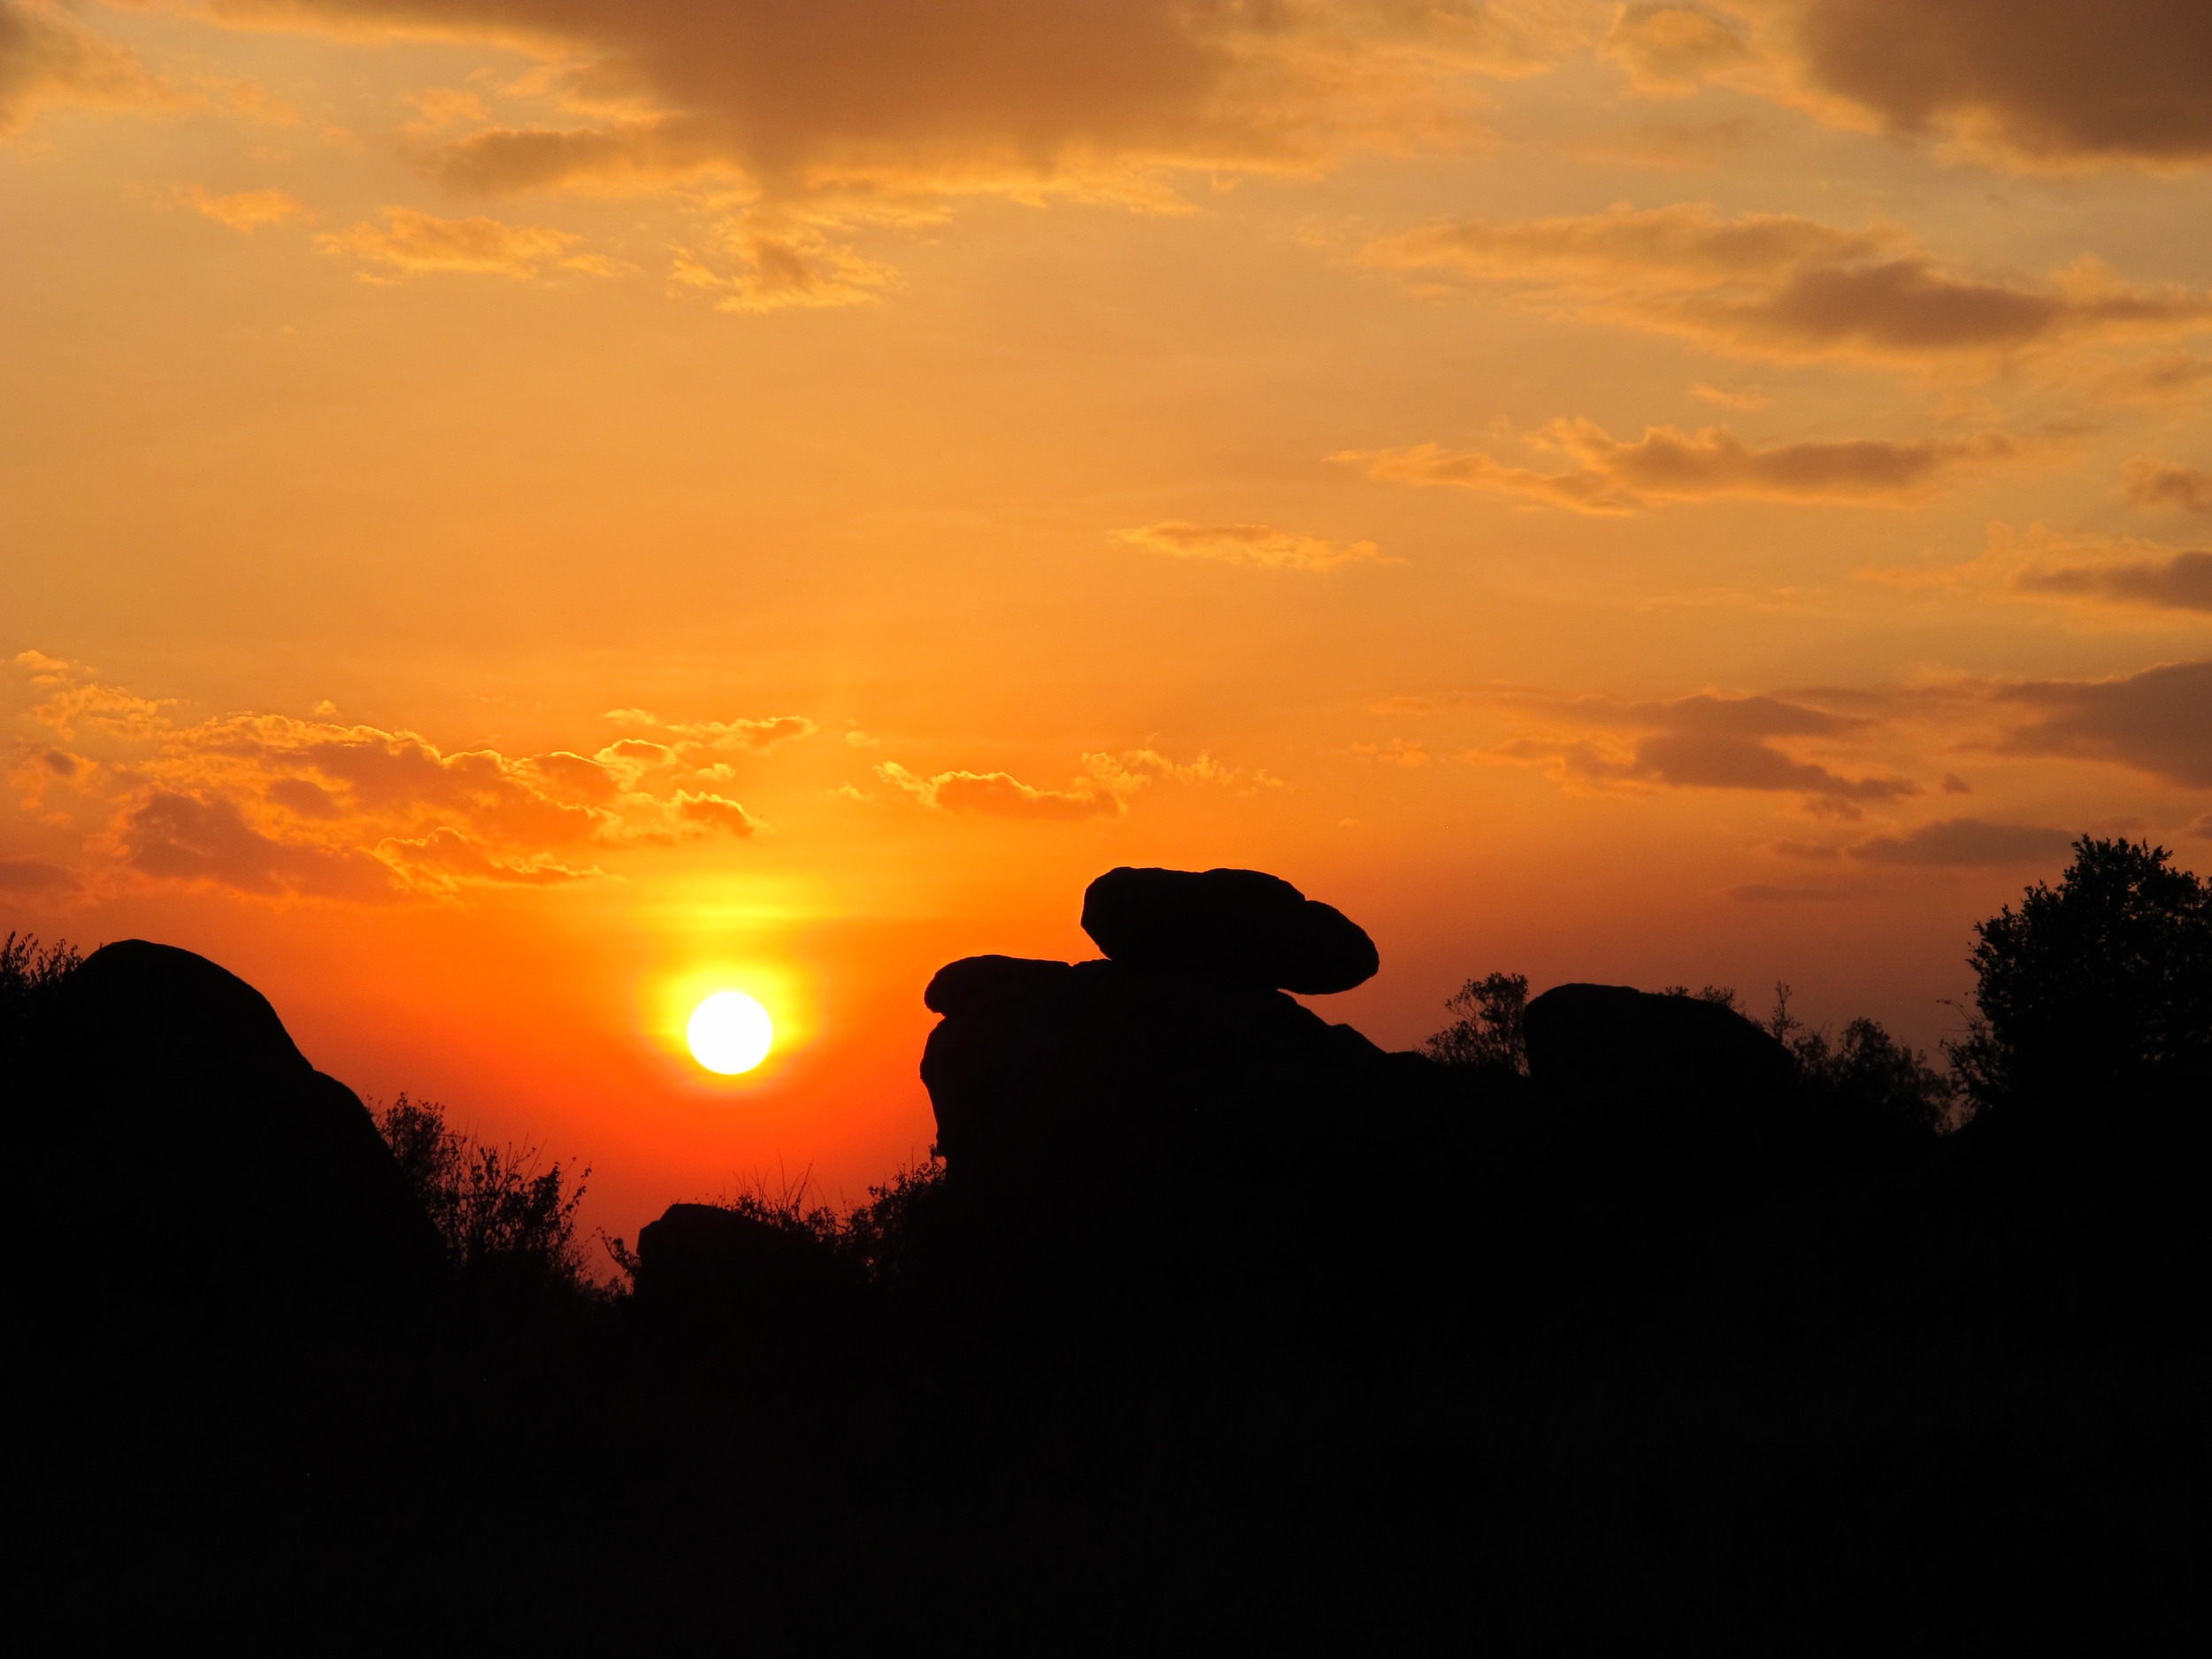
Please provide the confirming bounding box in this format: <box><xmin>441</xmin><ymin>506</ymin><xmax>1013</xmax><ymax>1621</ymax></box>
<box><xmin>1080</xmin><ymin>867</ymin><xmax>1379</xmax><ymax>995</ymax></box>
<box><xmin>1525</xmin><ymin>983</ymin><xmax>1793</xmax><ymax>1114</ymax></box>
<box><xmin>1522</xmin><ymin>982</ymin><xmax>1801</xmax><ymax>1248</ymax></box>
<box><xmin>30</xmin><ymin>941</ymin><xmax>442</xmax><ymax>1325</ymax></box>
<box><xmin>633</xmin><ymin>1202</ymin><xmax>863</xmax><ymax>1341</ymax></box>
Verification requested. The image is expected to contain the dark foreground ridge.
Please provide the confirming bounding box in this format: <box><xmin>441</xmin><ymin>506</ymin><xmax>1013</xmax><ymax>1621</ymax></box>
<box><xmin>11</xmin><ymin>841</ymin><xmax>2209</xmax><ymax>1647</ymax></box>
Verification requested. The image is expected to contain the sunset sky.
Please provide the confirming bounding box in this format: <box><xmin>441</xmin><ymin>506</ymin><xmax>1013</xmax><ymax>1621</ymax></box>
<box><xmin>5</xmin><ymin>1</ymin><xmax>2208</xmax><ymax>1244</ymax></box>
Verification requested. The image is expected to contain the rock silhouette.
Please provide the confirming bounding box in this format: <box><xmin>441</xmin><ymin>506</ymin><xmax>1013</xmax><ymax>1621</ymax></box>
<box><xmin>1079</xmin><ymin>865</ymin><xmax>1379</xmax><ymax>994</ymax></box>
<box><xmin>29</xmin><ymin>940</ymin><xmax>441</xmax><ymax>1324</ymax></box>
<box><xmin>921</xmin><ymin>872</ymin><xmax>1463</xmax><ymax>1311</ymax></box>
<box><xmin>633</xmin><ymin>1202</ymin><xmax>863</xmax><ymax>1343</ymax></box>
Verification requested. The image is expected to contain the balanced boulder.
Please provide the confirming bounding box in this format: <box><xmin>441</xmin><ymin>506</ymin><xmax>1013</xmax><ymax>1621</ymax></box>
<box><xmin>1079</xmin><ymin>866</ymin><xmax>1379</xmax><ymax>995</ymax></box>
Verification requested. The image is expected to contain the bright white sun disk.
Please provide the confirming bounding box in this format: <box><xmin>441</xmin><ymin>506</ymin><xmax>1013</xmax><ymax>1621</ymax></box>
<box><xmin>687</xmin><ymin>990</ymin><xmax>774</xmax><ymax>1075</ymax></box>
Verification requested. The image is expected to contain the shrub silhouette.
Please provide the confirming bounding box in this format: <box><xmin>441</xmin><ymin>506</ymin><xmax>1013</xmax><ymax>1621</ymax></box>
<box><xmin>374</xmin><ymin>1093</ymin><xmax>595</xmax><ymax>1297</ymax></box>
<box><xmin>1417</xmin><ymin>971</ymin><xmax>1528</xmax><ymax>1074</ymax></box>
<box><xmin>1764</xmin><ymin>985</ymin><xmax>1959</xmax><ymax>1138</ymax></box>
<box><xmin>1948</xmin><ymin>836</ymin><xmax>2212</xmax><ymax>1116</ymax></box>
<box><xmin>0</xmin><ymin>932</ymin><xmax>81</xmax><ymax>1068</ymax></box>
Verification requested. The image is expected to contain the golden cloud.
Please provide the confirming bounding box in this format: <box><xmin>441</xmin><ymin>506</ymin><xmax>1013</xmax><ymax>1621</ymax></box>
<box><xmin>1363</xmin><ymin>202</ymin><xmax>2212</xmax><ymax>371</ymax></box>
<box><xmin>182</xmin><ymin>183</ymin><xmax>308</xmax><ymax>233</ymax></box>
<box><xmin>872</xmin><ymin>744</ymin><xmax>1275</xmax><ymax>821</ymax></box>
<box><xmin>0</xmin><ymin>0</ymin><xmax>167</xmax><ymax>138</ymax></box>
<box><xmin>318</xmin><ymin>205</ymin><xmax>615</xmax><ymax>279</ymax></box>
<box><xmin>4</xmin><ymin>654</ymin><xmax>786</xmax><ymax>901</ymax></box>
<box><xmin>1116</xmin><ymin>521</ymin><xmax>1393</xmax><ymax>572</ymax></box>
<box><xmin>1340</xmin><ymin>419</ymin><xmax>2044</xmax><ymax>511</ymax></box>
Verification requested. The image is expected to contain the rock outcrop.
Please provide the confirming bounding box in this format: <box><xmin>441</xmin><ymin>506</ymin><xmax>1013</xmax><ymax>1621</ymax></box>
<box><xmin>30</xmin><ymin>940</ymin><xmax>442</xmax><ymax>1324</ymax></box>
<box><xmin>918</xmin><ymin>870</ymin><xmax>1462</xmax><ymax>1311</ymax></box>
<box><xmin>632</xmin><ymin>1202</ymin><xmax>863</xmax><ymax>1342</ymax></box>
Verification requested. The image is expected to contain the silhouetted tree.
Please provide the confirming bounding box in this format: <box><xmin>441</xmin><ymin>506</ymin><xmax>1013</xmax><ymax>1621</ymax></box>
<box><xmin>1765</xmin><ymin>984</ymin><xmax>1958</xmax><ymax>1137</ymax></box>
<box><xmin>1418</xmin><ymin>972</ymin><xmax>1528</xmax><ymax>1073</ymax></box>
<box><xmin>375</xmin><ymin>1094</ymin><xmax>595</xmax><ymax>1294</ymax></box>
<box><xmin>1947</xmin><ymin>837</ymin><xmax>2212</xmax><ymax>1115</ymax></box>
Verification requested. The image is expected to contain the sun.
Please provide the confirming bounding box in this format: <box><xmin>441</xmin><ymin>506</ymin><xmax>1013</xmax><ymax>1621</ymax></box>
<box><xmin>687</xmin><ymin>990</ymin><xmax>774</xmax><ymax>1075</ymax></box>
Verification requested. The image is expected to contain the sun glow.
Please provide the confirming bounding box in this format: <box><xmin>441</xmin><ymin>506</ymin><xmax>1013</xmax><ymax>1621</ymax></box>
<box><xmin>687</xmin><ymin>991</ymin><xmax>775</xmax><ymax>1075</ymax></box>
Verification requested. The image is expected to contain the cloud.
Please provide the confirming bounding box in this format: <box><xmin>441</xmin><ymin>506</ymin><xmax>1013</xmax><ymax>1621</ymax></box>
<box><xmin>2015</xmin><ymin>549</ymin><xmax>2212</xmax><ymax>614</ymax></box>
<box><xmin>1860</xmin><ymin>523</ymin><xmax>2212</xmax><ymax>616</ymax></box>
<box><xmin>194</xmin><ymin>1</ymin><xmax>1583</xmax><ymax>206</ymax></box>
<box><xmin>0</xmin><ymin>0</ymin><xmax>166</xmax><ymax>139</ymax></box>
<box><xmin>1362</xmin><ymin>202</ymin><xmax>2212</xmax><ymax>370</ymax></box>
<box><xmin>1772</xmin><ymin>0</ymin><xmax>2212</xmax><ymax>173</ymax></box>
<box><xmin>0</xmin><ymin>854</ymin><xmax>76</xmax><ymax>895</ymax></box>
<box><xmin>373</xmin><ymin>826</ymin><xmax>603</xmax><ymax>893</ymax></box>
<box><xmin>318</xmin><ymin>206</ymin><xmax>609</xmax><ymax>279</ymax></box>
<box><xmin>2083</xmin><ymin>353</ymin><xmax>2212</xmax><ymax>409</ymax></box>
<box><xmin>876</xmin><ymin>761</ymin><xmax>1124</xmax><ymax>822</ymax></box>
<box><xmin>1413</xmin><ymin>685</ymin><xmax>1916</xmax><ymax>807</ymax></box>
<box><xmin>119</xmin><ymin>791</ymin><xmax>396</xmax><ymax>900</ymax></box>
<box><xmin>1116</xmin><ymin>521</ymin><xmax>1391</xmax><ymax>572</ymax></box>
<box><xmin>1603</xmin><ymin>4</ymin><xmax>1760</xmax><ymax>94</ymax></box>
<box><xmin>183</xmin><ymin>184</ymin><xmax>307</xmax><ymax>233</ymax></box>
<box><xmin>5</xmin><ymin>653</ymin><xmax>781</xmax><ymax>902</ymax></box>
<box><xmin>667</xmin><ymin>790</ymin><xmax>757</xmax><ymax>836</ymax></box>
<box><xmin>1630</xmin><ymin>732</ymin><xmax>1911</xmax><ymax>795</ymax></box>
<box><xmin>1847</xmin><ymin>818</ymin><xmax>2078</xmax><ymax>867</ymax></box>
<box><xmin>657</xmin><ymin>714</ymin><xmax>816</xmax><ymax>751</ymax></box>
<box><xmin>1987</xmin><ymin>660</ymin><xmax>2212</xmax><ymax>787</ymax></box>
<box><xmin>1341</xmin><ymin>419</ymin><xmax>2042</xmax><ymax>511</ymax></box>
<box><xmin>1595</xmin><ymin>2</ymin><xmax>2212</xmax><ymax>174</ymax></box>
<box><xmin>2120</xmin><ymin>457</ymin><xmax>2212</xmax><ymax>514</ymax></box>
<box><xmin>1689</xmin><ymin>381</ymin><xmax>1770</xmax><ymax>410</ymax></box>
<box><xmin>872</xmin><ymin>744</ymin><xmax>1271</xmax><ymax>822</ymax></box>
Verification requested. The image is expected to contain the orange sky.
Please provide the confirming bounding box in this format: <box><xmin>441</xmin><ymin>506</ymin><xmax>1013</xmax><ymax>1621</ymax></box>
<box><xmin>4</xmin><ymin>1</ymin><xmax>2208</xmax><ymax>1248</ymax></box>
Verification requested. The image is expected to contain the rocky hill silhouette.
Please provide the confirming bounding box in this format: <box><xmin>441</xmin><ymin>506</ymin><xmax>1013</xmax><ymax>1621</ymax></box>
<box><xmin>10</xmin><ymin>838</ymin><xmax>2207</xmax><ymax>1646</ymax></box>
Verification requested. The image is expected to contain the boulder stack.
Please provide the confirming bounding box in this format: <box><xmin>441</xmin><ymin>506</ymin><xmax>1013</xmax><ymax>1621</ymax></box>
<box><xmin>917</xmin><ymin>869</ymin><xmax>1459</xmax><ymax>1310</ymax></box>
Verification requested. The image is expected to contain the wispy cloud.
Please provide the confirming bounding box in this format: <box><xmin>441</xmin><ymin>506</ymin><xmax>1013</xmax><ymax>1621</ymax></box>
<box><xmin>1363</xmin><ymin>202</ymin><xmax>2211</xmax><ymax>372</ymax></box>
<box><xmin>319</xmin><ymin>207</ymin><xmax>620</xmax><ymax>280</ymax></box>
<box><xmin>180</xmin><ymin>184</ymin><xmax>306</xmax><ymax>234</ymax></box>
<box><xmin>1340</xmin><ymin>419</ymin><xmax>2047</xmax><ymax>512</ymax></box>
<box><xmin>1116</xmin><ymin>521</ymin><xmax>1392</xmax><ymax>572</ymax></box>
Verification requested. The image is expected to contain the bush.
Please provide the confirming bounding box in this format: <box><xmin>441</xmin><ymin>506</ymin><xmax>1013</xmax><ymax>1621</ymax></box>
<box><xmin>1765</xmin><ymin>985</ymin><xmax>1959</xmax><ymax>1137</ymax></box>
<box><xmin>374</xmin><ymin>1093</ymin><xmax>595</xmax><ymax>1296</ymax></box>
<box><xmin>1418</xmin><ymin>972</ymin><xmax>1529</xmax><ymax>1074</ymax></box>
<box><xmin>0</xmin><ymin>932</ymin><xmax>81</xmax><ymax>1068</ymax></box>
